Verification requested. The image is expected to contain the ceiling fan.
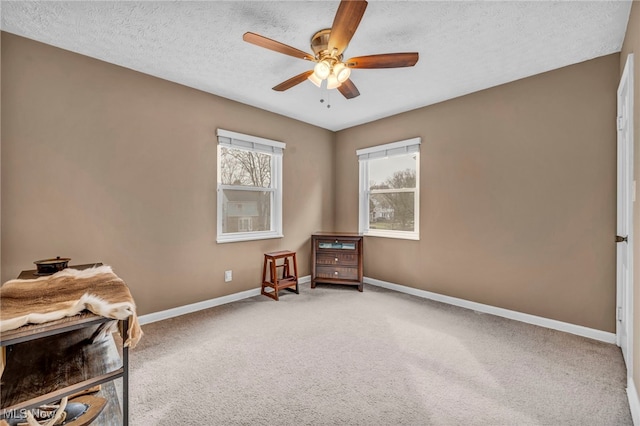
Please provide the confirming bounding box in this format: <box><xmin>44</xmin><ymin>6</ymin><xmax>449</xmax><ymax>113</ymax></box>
<box><xmin>242</xmin><ymin>0</ymin><xmax>419</xmax><ymax>100</ymax></box>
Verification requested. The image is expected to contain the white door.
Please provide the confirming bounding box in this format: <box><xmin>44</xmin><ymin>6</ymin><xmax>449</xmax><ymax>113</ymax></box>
<box><xmin>617</xmin><ymin>53</ymin><xmax>634</xmax><ymax>373</ymax></box>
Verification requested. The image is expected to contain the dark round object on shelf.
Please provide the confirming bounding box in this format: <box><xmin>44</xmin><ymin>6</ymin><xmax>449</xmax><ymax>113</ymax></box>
<box><xmin>33</xmin><ymin>256</ymin><xmax>71</xmax><ymax>275</ymax></box>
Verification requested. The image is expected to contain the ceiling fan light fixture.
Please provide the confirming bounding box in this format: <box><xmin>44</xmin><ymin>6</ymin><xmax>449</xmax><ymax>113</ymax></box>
<box><xmin>333</xmin><ymin>62</ymin><xmax>351</xmax><ymax>83</ymax></box>
<box><xmin>314</xmin><ymin>60</ymin><xmax>331</xmax><ymax>80</ymax></box>
<box><xmin>327</xmin><ymin>73</ymin><xmax>341</xmax><ymax>90</ymax></box>
<box><xmin>307</xmin><ymin>72</ymin><xmax>322</xmax><ymax>87</ymax></box>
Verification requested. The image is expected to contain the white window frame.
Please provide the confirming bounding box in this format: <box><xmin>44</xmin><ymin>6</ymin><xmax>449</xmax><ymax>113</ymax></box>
<box><xmin>357</xmin><ymin>137</ymin><xmax>421</xmax><ymax>240</ymax></box>
<box><xmin>216</xmin><ymin>129</ymin><xmax>284</xmax><ymax>243</ymax></box>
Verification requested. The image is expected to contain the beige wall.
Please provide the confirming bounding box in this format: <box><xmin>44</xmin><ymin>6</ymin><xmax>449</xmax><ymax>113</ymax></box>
<box><xmin>621</xmin><ymin>0</ymin><xmax>640</xmax><ymax>401</ymax></box>
<box><xmin>335</xmin><ymin>54</ymin><xmax>620</xmax><ymax>332</ymax></box>
<box><xmin>0</xmin><ymin>28</ymin><xmax>625</xmax><ymax>334</ymax></box>
<box><xmin>0</xmin><ymin>33</ymin><xmax>335</xmax><ymax>315</ymax></box>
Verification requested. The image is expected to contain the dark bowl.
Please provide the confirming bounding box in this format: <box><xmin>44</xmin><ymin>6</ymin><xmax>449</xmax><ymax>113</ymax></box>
<box><xmin>33</xmin><ymin>257</ymin><xmax>71</xmax><ymax>275</ymax></box>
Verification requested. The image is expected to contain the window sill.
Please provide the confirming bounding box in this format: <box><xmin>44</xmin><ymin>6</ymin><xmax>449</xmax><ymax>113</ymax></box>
<box><xmin>362</xmin><ymin>230</ymin><xmax>419</xmax><ymax>241</ymax></box>
<box><xmin>216</xmin><ymin>231</ymin><xmax>284</xmax><ymax>244</ymax></box>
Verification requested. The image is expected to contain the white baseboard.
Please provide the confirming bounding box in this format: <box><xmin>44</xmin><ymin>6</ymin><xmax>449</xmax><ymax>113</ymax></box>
<box><xmin>629</xmin><ymin>378</ymin><xmax>640</xmax><ymax>425</ymax></box>
<box><xmin>365</xmin><ymin>277</ymin><xmax>617</xmax><ymax>344</ymax></box>
<box><xmin>138</xmin><ymin>275</ymin><xmax>311</xmax><ymax>325</ymax></box>
<box><xmin>139</xmin><ymin>274</ymin><xmax>615</xmax><ymax>345</ymax></box>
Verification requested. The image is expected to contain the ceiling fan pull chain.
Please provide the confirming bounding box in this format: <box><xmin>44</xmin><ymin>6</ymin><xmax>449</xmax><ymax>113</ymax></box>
<box><xmin>319</xmin><ymin>79</ymin><xmax>328</xmax><ymax>105</ymax></box>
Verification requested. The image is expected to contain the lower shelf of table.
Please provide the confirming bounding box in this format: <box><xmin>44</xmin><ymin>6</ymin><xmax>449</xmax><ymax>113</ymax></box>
<box><xmin>1</xmin><ymin>322</ymin><xmax>124</xmax><ymax>423</ymax></box>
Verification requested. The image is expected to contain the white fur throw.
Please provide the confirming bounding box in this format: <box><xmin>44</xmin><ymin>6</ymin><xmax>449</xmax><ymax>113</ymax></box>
<box><xmin>0</xmin><ymin>265</ymin><xmax>142</xmax><ymax>348</ymax></box>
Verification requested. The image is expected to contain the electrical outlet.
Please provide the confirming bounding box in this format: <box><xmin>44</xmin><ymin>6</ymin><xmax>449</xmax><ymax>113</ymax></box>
<box><xmin>224</xmin><ymin>270</ymin><xmax>232</xmax><ymax>282</ymax></box>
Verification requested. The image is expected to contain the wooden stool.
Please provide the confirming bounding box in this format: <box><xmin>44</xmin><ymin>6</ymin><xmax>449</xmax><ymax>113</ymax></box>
<box><xmin>262</xmin><ymin>250</ymin><xmax>299</xmax><ymax>301</ymax></box>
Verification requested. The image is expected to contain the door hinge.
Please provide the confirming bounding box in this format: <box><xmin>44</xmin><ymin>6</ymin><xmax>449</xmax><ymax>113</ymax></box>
<box><xmin>617</xmin><ymin>306</ymin><xmax>623</xmax><ymax>321</ymax></box>
<box><xmin>618</xmin><ymin>116</ymin><xmax>625</xmax><ymax>131</ymax></box>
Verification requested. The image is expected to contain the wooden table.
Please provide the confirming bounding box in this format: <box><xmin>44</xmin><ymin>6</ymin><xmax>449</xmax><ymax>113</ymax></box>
<box><xmin>1</xmin><ymin>263</ymin><xmax>129</xmax><ymax>425</ymax></box>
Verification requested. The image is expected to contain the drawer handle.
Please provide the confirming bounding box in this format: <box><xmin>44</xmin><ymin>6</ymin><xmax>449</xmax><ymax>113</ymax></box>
<box><xmin>335</xmin><ymin>258</ymin><xmax>339</xmax><ymax>262</ymax></box>
<box><xmin>334</xmin><ymin>271</ymin><xmax>339</xmax><ymax>275</ymax></box>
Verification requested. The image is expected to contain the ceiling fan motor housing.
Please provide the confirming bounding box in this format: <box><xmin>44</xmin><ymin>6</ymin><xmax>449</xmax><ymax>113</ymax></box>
<box><xmin>311</xmin><ymin>29</ymin><xmax>331</xmax><ymax>57</ymax></box>
<box><xmin>311</xmin><ymin>29</ymin><xmax>342</xmax><ymax>62</ymax></box>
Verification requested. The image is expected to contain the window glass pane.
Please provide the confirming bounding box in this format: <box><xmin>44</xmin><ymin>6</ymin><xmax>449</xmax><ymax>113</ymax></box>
<box><xmin>369</xmin><ymin>192</ymin><xmax>415</xmax><ymax>231</ymax></box>
<box><xmin>368</xmin><ymin>155</ymin><xmax>416</xmax><ymax>190</ymax></box>
<box><xmin>220</xmin><ymin>147</ymin><xmax>271</xmax><ymax>188</ymax></box>
<box><xmin>222</xmin><ymin>190</ymin><xmax>271</xmax><ymax>233</ymax></box>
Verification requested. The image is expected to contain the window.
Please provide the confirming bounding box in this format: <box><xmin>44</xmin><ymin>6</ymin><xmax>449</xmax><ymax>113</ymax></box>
<box><xmin>216</xmin><ymin>129</ymin><xmax>284</xmax><ymax>243</ymax></box>
<box><xmin>357</xmin><ymin>137</ymin><xmax>420</xmax><ymax>240</ymax></box>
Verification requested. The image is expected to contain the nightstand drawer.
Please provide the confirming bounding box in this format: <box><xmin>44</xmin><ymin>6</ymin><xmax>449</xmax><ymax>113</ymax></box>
<box><xmin>316</xmin><ymin>266</ymin><xmax>359</xmax><ymax>281</ymax></box>
<box><xmin>316</xmin><ymin>239</ymin><xmax>358</xmax><ymax>250</ymax></box>
<box><xmin>315</xmin><ymin>251</ymin><xmax>358</xmax><ymax>266</ymax></box>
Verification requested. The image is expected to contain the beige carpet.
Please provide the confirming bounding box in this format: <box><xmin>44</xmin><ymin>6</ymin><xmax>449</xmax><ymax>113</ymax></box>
<box><xmin>130</xmin><ymin>282</ymin><xmax>632</xmax><ymax>425</ymax></box>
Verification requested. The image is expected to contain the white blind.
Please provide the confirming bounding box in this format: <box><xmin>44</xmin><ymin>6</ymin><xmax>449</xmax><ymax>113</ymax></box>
<box><xmin>356</xmin><ymin>137</ymin><xmax>420</xmax><ymax>161</ymax></box>
<box><xmin>217</xmin><ymin>129</ymin><xmax>285</xmax><ymax>155</ymax></box>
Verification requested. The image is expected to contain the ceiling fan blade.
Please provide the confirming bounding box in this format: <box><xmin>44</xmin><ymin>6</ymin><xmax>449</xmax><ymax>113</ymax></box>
<box><xmin>337</xmin><ymin>78</ymin><xmax>360</xmax><ymax>99</ymax></box>
<box><xmin>272</xmin><ymin>70</ymin><xmax>314</xmax><ymax>91</ymax></box>
<box><xmin>243</xmin><ymin>32</ymin><xmax>314</xmax><ymax>61</ymax></box>
<box><xmin>327</xmin><ymin>0</ymin><xmax>368</xmax><ymax>55</ymax></box>
<box><xmin>346</xmin><ymin>53</ymin><xmax>419</xmax><ymax>69</ymax></box>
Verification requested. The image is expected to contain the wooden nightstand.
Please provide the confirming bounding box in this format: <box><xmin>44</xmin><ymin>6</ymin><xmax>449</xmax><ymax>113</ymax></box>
<box><xmin>311</xmin><ymin>233</ymin><xmax>363</xmax><ymax>292</ymax></box>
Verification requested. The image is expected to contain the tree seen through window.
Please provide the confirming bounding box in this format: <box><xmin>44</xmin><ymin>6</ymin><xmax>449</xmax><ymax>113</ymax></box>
<box><xmin>220</xmin><ymin>147</ymin><xmax>272</xmax><ymax>233</ymax></box>
<box><xmin>369</xmin><ymin>168</ymin><xmax>416</xmax><ymax>231</ymax></box>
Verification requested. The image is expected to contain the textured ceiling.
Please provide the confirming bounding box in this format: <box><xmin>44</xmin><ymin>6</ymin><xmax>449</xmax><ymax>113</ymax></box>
<box><xmin>0</xmin><ymin>1</ymin><xmax>633</xmax><ymax>131</ymax></box>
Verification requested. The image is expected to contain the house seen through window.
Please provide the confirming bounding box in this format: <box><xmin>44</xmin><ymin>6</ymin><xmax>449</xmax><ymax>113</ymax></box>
<box><xmin>217</xmin><ymin>129</ymin><xmax>284</xmax><ymax>243</ymax></box>
<box><xmin>358</xmin><ymin>137</ymin><xmax>420</xmax><ymax>240</ymax></box>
